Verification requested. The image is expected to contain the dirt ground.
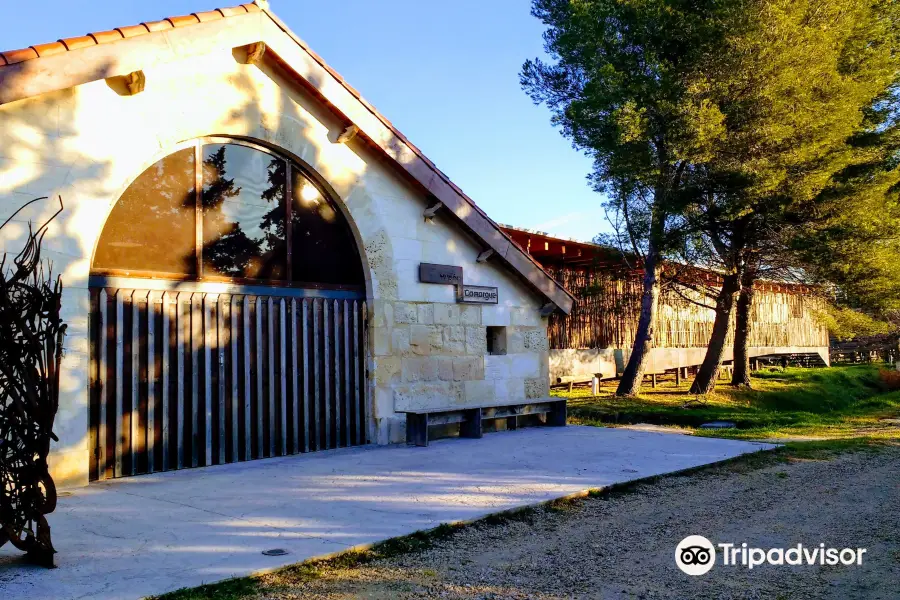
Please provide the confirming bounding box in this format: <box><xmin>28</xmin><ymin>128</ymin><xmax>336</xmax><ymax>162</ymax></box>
<box><xmin>254</xmin><ymin>444</ymin><xmax>900</xmax><ymax>600</ymax></box>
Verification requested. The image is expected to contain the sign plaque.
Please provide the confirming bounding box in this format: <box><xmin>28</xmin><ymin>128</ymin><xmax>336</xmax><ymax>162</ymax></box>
<box><xmin>419</xmin><ymin>263</ymin><xmax>463</xmax><ymax>285</ymax></box>
<box><xmin>459</xmin><ymin>285</ymin><xmax>499</xmax><ymax>304</ymax></box>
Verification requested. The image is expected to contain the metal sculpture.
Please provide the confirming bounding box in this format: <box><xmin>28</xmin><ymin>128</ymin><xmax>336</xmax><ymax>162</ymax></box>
<box><xmin>0</xmin><ymin>196</ymin><xmax>66</xmax><ymax>567</ymax></box>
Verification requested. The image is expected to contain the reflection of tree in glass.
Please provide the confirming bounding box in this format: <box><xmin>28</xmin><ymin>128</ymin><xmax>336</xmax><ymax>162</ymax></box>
<box><xmin>93</xmin><ymin>148</ymin><xmax>198</xmax><ymax>275</ymax></box>
<box><xmin>202</xmin><ymin>147</ymin><xmax>286</xmax><ymax>279</ymax></box>
<box><xmin>290</xmin><ymin>169</ymin><xmax>365</xmax><ymax>285</ymax></box>
<box><xmin>259</xmin><ymin>157</ymin><xmax>287</xmax><ymax>246</ymax></box>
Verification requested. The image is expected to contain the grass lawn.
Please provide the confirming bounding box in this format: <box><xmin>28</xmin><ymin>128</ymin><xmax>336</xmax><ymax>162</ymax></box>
<box><xmin>555</xmin><ymin>363</ymin><xmax>900</xmax><ymax>441</ymax></box>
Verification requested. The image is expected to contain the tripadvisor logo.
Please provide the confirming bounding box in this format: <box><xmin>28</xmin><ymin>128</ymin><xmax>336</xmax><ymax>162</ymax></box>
<box><xmin>675</xmin><ymin>536</ymin><xmax>867</xmax><ymax>575</ymax></box>
<box><xmin>676</xmin><ymin>536</ymin><xmax>716</xmax><ymax>575</ymax></box>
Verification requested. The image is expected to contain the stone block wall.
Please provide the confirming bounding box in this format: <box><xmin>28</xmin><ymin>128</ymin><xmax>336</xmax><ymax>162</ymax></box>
<box><xmin>371</xmin><ymin>300</ymin><xmax>550</xmax><ymax>443</ymax></box>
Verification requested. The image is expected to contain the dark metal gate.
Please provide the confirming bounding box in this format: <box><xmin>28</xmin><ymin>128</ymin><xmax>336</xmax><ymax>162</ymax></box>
<box><xmin>88</xmin><ymin>287</ymin><xmax>368</xmax><ymax>481</ymax></box>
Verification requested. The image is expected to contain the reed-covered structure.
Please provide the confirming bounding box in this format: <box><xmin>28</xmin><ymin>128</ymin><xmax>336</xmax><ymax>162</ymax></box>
<box><xmin>500</xmin><ymin>226</ymin><xmax>830</xmax><ymax>382</ymax></box>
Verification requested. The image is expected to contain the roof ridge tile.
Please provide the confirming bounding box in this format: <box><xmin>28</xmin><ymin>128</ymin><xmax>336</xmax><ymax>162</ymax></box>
<box><xmin>166</xmin><ymin>14</ymin><xmax>201</xmax><ymax>28</ymax></box>
<box><xmin>142</xmin><ymin>20</ymin><xmax>175</xmax><ymax>33</ymax></box>
<box><xmin>31</xmin><ymin>42</ymin><xmax>68</xmax><ymax>58</ymax></box>
<box><xmin>116</xmin><ymin>24</ymin><xmax>151</xmax><ymax>39</ymax></box>
<box><xmin>59</xmin><ymin>36</ymin><xmax>96</xmax><ymax>51</ymax></box>
<box><xmin>0</xmin><ymin>3</ymin><xmax>264</xmax><ymax>70</ymax></box>
<box><xmin>1</xmin><ymin>47</ymin><xmax>39</xmax><ymax>65</ymax></box>
<box><xmin>88</xmin><ymin>30</ymin><xmax>125</xmax><ymax>45</ymax></box>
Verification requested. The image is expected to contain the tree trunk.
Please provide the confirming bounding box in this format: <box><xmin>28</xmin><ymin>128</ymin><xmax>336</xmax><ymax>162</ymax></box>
<box><xmin>731</xmin><ymin>271</ymin><xmax>756</xmax><ymax>387</ymax></box>
<box><xmin>689</xmin><ymin>273</ymin><xmax>741</xmax><ymax>394</ymax></box>
<box><xmin>616</xmin><ymin>254</ymin><xmax>661</xmax><ymax>396</ymax></box>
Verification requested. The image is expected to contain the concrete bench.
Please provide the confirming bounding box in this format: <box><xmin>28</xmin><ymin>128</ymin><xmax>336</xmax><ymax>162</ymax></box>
<box><xmin>401</xmin><ymin>399</ymin><xmax>567</xmax><ymax>447</ymax></box>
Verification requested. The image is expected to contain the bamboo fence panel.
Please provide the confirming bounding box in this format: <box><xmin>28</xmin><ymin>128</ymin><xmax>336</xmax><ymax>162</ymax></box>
<box><xmin>548</xmin><ymin>265</ymin><xmax>829</xmax><ymax>350</ymax></box>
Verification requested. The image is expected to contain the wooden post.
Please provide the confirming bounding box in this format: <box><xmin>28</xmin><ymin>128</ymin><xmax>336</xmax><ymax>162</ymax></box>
<box><xmin>651</xmin><ymin>373</ymin><xmax>657</xmax><ymax>388</ymax></box>
<box><xmin>548</xmin><ymin>401</ymin><xmax>567</xmax><ymax>426</ymax></box>
<box><xmin>675</xmin><ymin>368</ymin><xmax>681</xmax><ymax>386</ymax></box>
<box><xmin>406</xmin><ymin>413</ymin><xmax>428</xmax><ymax>447</ymax></box>
<box><xmin>460</xmin><ymin>408</ymin><xmax>483</xmax><ymax>438</ymax></box>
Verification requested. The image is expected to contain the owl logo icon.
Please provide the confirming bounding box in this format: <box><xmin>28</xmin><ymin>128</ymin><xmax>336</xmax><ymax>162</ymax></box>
<box><xmin>675</xmin><ymin>536</ymin><xmax>716</xmax><ymax>575</ymax></box>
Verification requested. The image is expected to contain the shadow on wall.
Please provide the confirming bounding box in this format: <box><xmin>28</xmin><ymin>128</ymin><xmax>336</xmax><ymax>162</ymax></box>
<box><xmin>0</xmin><ymin>60</ymin><xmax>124</xmax><ymax>486</ymax></box>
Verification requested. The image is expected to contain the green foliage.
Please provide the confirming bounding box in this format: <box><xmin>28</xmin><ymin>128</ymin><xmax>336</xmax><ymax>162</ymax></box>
<box><xmin>522</xmin><ymin>0</ymin><xmax>736</xmax><ymax>256</ymax></box>
<box><xmin>557</xmin><ymin>365</ymin><xmax>900</xmax><ymax>440</ymax></box>
<box><xmin>524</xmin><ymin>0</ymin><xmax>900</xmax><ymax>338</ymax></box>
<box><xmin>813</xmin><ymin>305</ymin><xmax>894</xmax><ymax>340</ymax></box>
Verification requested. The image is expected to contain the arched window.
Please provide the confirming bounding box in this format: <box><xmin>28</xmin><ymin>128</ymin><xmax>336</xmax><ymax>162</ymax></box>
<box><xmin>93</xmin><ymin>139</ymin><xmax>365</xmax><ymax>289</ymax></box>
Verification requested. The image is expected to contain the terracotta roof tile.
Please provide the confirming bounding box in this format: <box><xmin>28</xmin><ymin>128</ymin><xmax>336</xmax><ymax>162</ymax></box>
<box><xmin>88</xmin><ymin>30</ymin><xmax>124</xmax><ymax>45</ymax></box>
<box><xmin>218</xmin><ymin>6</ymin><xmax>249</xmax><ymax>17</ymax></box>
<box><xmin>166</xmin><ymin>14</ymin><xmax>201</xmax><ymax>28</ymax></box>
<box><xmin>2</xmin><ymin>47</ymin><xmax>39</xmax><ymax>65</ymax></box>
<box><xmin>193</xmin><ymin>10</ymin><xmax>224</xmax><ymax>23</ymax></box>
<box><xmin>32</xmin><ymin>42</ymin><xmax>67</xmax><ymax>58</ymax></box>
<box><xmin>0</xmin><ymin>4</ymin><xmax>262</xmax><ymax>70</ymax></box>
<box><xmin>116</xmin><ymin>24</ymin><xmax>150</xmax><ymax>39</ymax></box>
<box><xmin>60</xmin><ymin>36</ymin><xmax>96</xmax><ymax>51</ymax></box>
<box><xmin>143</xmin><ymin>20</ymin><xmax>174</xmax><ymax>33</ymax></box>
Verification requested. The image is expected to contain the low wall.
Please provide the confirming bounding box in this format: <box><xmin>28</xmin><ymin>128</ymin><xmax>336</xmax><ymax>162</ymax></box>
<box><xmin>549</xmin><ymin>346</ymin><xmax>831</xmax><ymax>383</ymax></box>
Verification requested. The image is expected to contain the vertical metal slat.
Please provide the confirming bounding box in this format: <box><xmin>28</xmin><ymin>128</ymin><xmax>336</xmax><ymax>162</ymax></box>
<box><xmin>146</xmin><ymin>290</ymin><xmax>156</xmax><ymax>474</ymax></box>
<box><xmin>343</xmin><ymin>299</ymin><xmax>351</xmax><ymax>447</ymax></box>
<box><xmin>217</xmin><ymin>294</ymin><xmax>227</xmax><ymax>465</ymax></box>
<box><xmin>312</xmin><ymin>298</ymin><xmax>320</xmax><ymax>451</ymax></box>
<box><xmin>267</xmin><ymin>297</ymin><xmax>276</xmax><ymax>457</ymax></box>
<box><xmin>290</xmin><ymin>299</ymin><xmax>299</xmax><ymax>454</ymax></box>
<box><xmin>203</xmin><ymin>294</ymin><xmax>214</xmax><ymax>467</ymax></box>
<box><xmin>191</xmin><ymin>293</ymin><xmax>202</xmax><ymax>468</ymax></box>
<box><xmin>98</xmin><ymin>289</ymin><xmax>108</xmax><ymax>479</ymax></box>
<box><xmin>243</xmin><ymin>295</ymin><xmax>252</xmax><ymax>461</ymax></box>
<box><xmin>362</xmin><ymin>301</ymin><xmax>369</xmax><ymax>444</ymax></box>
<box><xmin>161</xmin><ymin>291</ymin><xmax>170</xmax><ymax>471</ymax></box>
<box><xmin>114</xmin><ymin>290</ymin><xmax>124</xmax><ymax>478</ymax></box>
<box><xmin>176</xmin><ymin>292</ymin><xmax>186</xmax><ymax>470</ymax></box>
<box><xmin>278</xmin><ymin>298</ymin><xmax>287</xmax><ymax>456</ymax></box>
<box><xmin>352</xmin><ymin>300</ymin><xmax>361</xmax><ymax>447</ymax></box>
<box><xmin>255</xmin><ymin>296</ymin><xmax>264</xmax><ymax>459</ymax></box>
<box><xmin>333</xmin><ymin>299</ymin><xmax>341</xmax><ymax>447</ymax></box>
<box><xmin>130</xmin><ymin>290</ymin><xmax>139</xmax><ymax>475</ymax></box>
<box><xmin>324</xmin><ymin>299</ymin><xmax>331</xmax><ymax>450</ymax></box>
<box><xmin>231</xmin><ymin>295</ymin><xmax>240</xmax><ymax>462</ymax></box>
<box><xmin>302</xmin><ymin>298</ymin><xmax>310</xmax><ymax>453</ymax></box>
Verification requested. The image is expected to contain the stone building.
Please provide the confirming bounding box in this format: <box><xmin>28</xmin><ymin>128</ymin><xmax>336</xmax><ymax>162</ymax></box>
<box><xmin>0</xmin><ymin>2</ymin><xmax>574</xmax><ymax>487</ymax></box>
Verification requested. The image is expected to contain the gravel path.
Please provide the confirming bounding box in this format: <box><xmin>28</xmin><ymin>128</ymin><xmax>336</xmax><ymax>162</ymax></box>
<box><xmin>256</xmin><ymin>445</ymin><xmax>900</xmax><ymax>599</ymax></box>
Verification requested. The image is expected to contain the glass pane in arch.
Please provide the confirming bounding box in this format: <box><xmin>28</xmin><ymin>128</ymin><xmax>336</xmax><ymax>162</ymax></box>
<box><xmin>201</xmin><ymin>143</ymin><xmax>287</xmax><ymax>280</ymax></box>
<box><xmin>291</xmin><ymin>170</ymin><xmax>365</xmax><ymax>285</ymax></box>
<box><xmin>93</xmin><ymin>147</ymin><xmax>197</xmax><ymax>276</ymax></box>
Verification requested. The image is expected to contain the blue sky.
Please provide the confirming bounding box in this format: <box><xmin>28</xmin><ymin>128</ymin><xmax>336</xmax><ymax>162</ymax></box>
<box><xmin>4</xmin><ymin>1</ymin><xmax>609</xmax><ymax>241</ymax></box>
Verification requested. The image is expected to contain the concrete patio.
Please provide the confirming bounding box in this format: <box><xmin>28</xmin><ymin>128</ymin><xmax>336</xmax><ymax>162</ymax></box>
<box><xmin>0</xmin><ymin>426</ymin><xmax>775</xmax><ymax>600</ymax></box>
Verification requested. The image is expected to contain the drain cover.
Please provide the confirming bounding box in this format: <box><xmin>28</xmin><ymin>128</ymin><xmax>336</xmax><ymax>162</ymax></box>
<box><xmin>262</xmin><ymin>548</ymin><xmax>289</xmax><ymax>557</ymax></box>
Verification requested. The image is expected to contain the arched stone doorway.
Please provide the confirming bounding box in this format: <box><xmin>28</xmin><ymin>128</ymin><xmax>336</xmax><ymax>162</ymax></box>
<box><xmin>88</xmin><ymin>138</ymin><xmax>368</xmax><ymax>480</ymax></box>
